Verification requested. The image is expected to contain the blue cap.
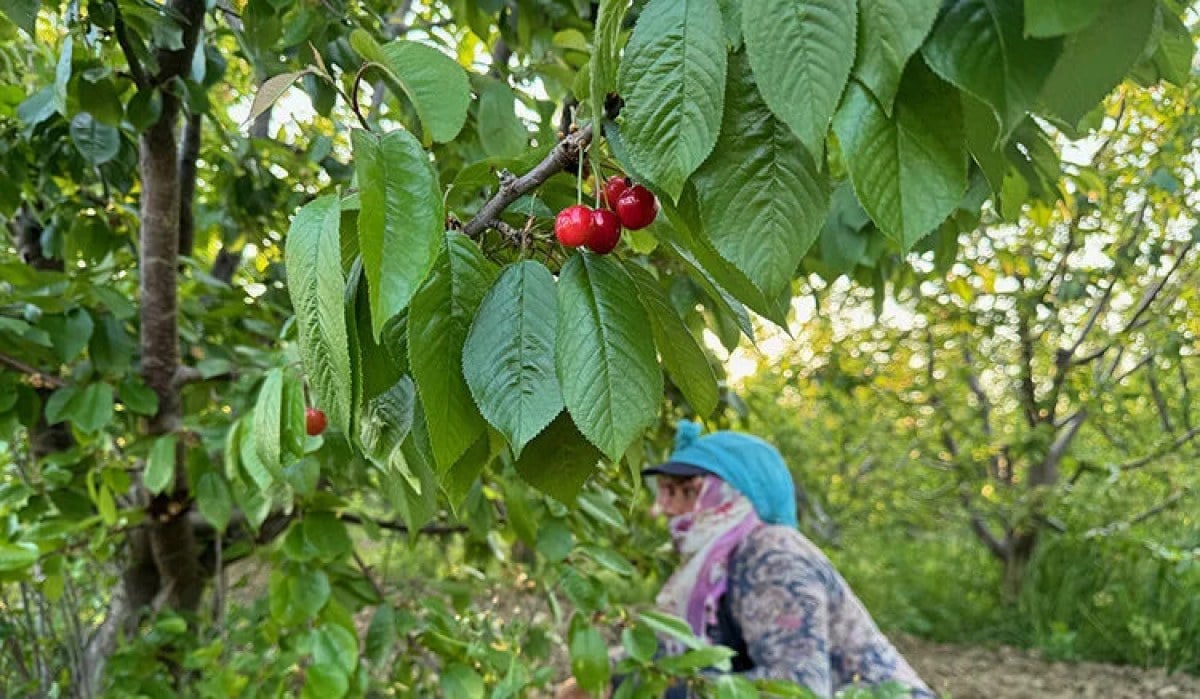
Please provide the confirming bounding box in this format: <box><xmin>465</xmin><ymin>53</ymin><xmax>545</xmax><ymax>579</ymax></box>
<box><xmin>643</xmin><ymin>420</ymin><xmax>798</xmax><ymax>526</ymax></box>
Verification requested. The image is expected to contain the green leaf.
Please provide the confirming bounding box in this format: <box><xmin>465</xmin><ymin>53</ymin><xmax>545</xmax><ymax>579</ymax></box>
<box><xmin>716</xmin><ymin>674</ymin><xmax>759</xmax><ymax>698</ymax></box>
<box><xmin>514</xmin><ymin>412</ymin><xmax>602</xmax><ymax>503</ymax></box>
<box><xmin>691</xmin><ymin>51</ymin><xmax>829</xmax><ymax>298</ymax></box>
<box><xmin>624</xmin><ymin>263</ymin><xmax>718</xmax><ymax>417</ymax></box>
<box><xmin>195</xmin><ymin>472</ymin><xmax>232</xmax><ymax>532</ymax></box>
<box><xmin>440</xmin><ymin>663</ymin><xmax>485</xmax><ymax>699</ymax></box>
<box><xmin>282</xmin><ymin>372</ymin><xmax>307</xmax><ymax>458</ymax></box>
<box><xmin>1037</xmin><ymin>0</ymin><xmax>1159</xmax><ymax>127</ymax></box>
<box><xmin>569</xmin><ymin>614</ymin><xmax>610</xmax><ymax>693</ymax></box>
<box><xmin>54</xmin><ymin>36</ymin><xmax>72</xmax><ymax>112</ymax></box>
<box><xmin>1151</xmin><ymin>10</ymin><xmax>1194</xmax><ymax>86</ymax></box>
<box><xmin>249</xmin><ymin>70</ymin><xmax>312</xmax><ymax>127</ymax></box>
<box><xmin>618</xmin><ymin>0</ymin><xmax>727</xmax><ymax>199</ymax></box>
<box><xmin>239</xmin><ymin>418</ymin><xmax>275</xmax><ymax>491</ymax></box>
<box><xmin>286</xmin><ymin>194</ymin><xmax>353</xmax><ymax>434</ymax></box>
<box><xmin>353</xmin><ymin>128</ymin><xmax>443</xmax><ymax>339</ymax></box>
<box><xmin>622</xmin><ymin>625</ymin><xmax>660</xmax><ymax>663</ymax></box>
<box><xmin>126</xmin><ymin>89</ymin><xmax>162</xmax><ymax>131</ymax></box>
<box><xmin>365</xmin><ymin>604</ymin><xmax>396</xmax><ymax>666</ymax></box>
<box><xmin>1023</xmin><ymin>0</ymin><xmax>1103</xmax><ymax>37</ymax></box>
<box><xmin>17</xmin><ymin>87</ymin><xmax>56</xmax><ymax>127</ymax></box>
<box><xmin>72</xmin><ymin>383</ymin><xmax>114</xmax><ymax>434</ymax></box>
<box><xmin>817</xmin><ymin>182</ymin><xmax>872</xmax><ymax>276</ymax></box>
<box><xmin>0</xmin><ymin>0</ymin><xmax>38</xmax><ymax>35</ymax></box>
<box><xmin>408</xmin><ymin>232</ymin><xmax>497</xmax><ymax>469</ymax></box>
<box><xmin>591</xmin><ymin>0</ymin><xmax>631</xmax><ymax>126</ymax></box>
<box><xmin>254</xmin><ymin>369</ymin><xmax>285</xmax><ymax>476</ymax></box>
<box><xmin>44</xmin><ymin>386</ymin><xmax>78</xmax><ymax>425</ymax></box>
<box><xmin>312</xmin><ymin>623</ymin><xmax>359</xmax><ymax>672</ymax></box>
<box><xmin>659</xmin><ymin>644</ymin><xmax>735</xmax><ymax>673</ymax></box>
<box><xmin>145</xmin><ymin>435</ymin><xmax>177</xmax><ymax>495</ymax></box>
<box><xmin>463</xmin><ymin>261</ymin><xmax>562</xmax><ymax>458</ymax></box>
<box><xmin>476</xmin><ymin>78</ymin><xmax>527</xmax><ymax>158</ymax></box>
<box><xmin>70</xmin><ymin>112</ymin><xmax>121</xmax><ymax>165</ymax></box>
<box><xmin>743</xmin><ymin>0</ymin><xmax>857</xmax><ymax>155</ymax></box>
<box><xmin>350</xmin><ymin>31</ymin><xmax>470</xmax><ymax>143</ymax></box>
<box><xmin>579</xmin><ymin>544</ymin><xmax>635</xmax><ymax>576</ymax></box>
<box><xmin>922</xmin><ymin>0</ymin><xmax>1062</xmax><ymax>138</ymax></box>
<box><xmin>77</xmin><ymin>79</ymin><xmax>124</xmax><ymax>125</ymax></box>
<box><xmin>304</xmin><ymin>512</ymin><xmax>352</xmax><ymax>560</ymax></box>
<box><xmin>536</xmin><ymin>520</ymin><xmax>575</xmax><ymax>562</ymax></box>
<box><xmin>359</xmin><ymin>376</ymin><xmax>415</xmax><ymax>465</ymax></box>
<box><xmin>118</xmin><ymin>378</ymin><xmax>158</xmax><ymax>416</ymax></box>
<box><xmin>557</xmin><ymin>254</ymin><xmax>663</xmax><ymax>461</ymax></box>
<box><xmin>852</xmin><ymin>0</ymin><xmax>940</xmax><ymax>111</ymax></box>
<box><xmin>288</xmin><ymin>567</ymin><xmax>331</xmax><ymax>619</ymax></box>
<box><xmin>0</xmin><ymin>541</ymin><xmax>38</xmax><ymax>572</ymax></box>
<box><xmin>833</xmin><ymin>62</ymin><xmax>967</xmax><ymax>250</ymax></box>
<box><xmin>638</xmin><ymin>610</ymin><xmax>705</xmax><ymax>650</ymax></box>
<box><xmin>302</xmin><ymin>663</ymin><xmax>348</xmax><ymax>699</ymax></box>
<box><xmin>656</xmin><ymin>189</ymin><xmax>789</xmax><ymax>329</ymax></box>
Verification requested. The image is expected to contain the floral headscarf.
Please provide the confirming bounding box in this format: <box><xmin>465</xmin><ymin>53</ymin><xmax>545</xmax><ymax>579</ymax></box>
<box><xmin>654</xmin><ymin>474</ymin><xmax>762</xmax><ymax>648</ymax></box>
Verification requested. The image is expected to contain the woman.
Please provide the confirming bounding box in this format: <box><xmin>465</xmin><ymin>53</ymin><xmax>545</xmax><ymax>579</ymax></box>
<box><xmin>557</xmin><ymin>421</ymin><xmax>933</xmax><ymax>698</ymax></box>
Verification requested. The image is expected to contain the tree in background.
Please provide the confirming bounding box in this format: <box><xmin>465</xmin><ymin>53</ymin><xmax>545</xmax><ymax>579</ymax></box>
<box><xmin>0</xmin><ymin>0</ymin><xmax>1194</xmax><ymax>695</ymax></box>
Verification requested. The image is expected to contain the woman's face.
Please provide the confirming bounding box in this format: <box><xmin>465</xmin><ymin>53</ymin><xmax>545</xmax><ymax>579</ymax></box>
<box><xmin>655</xmin><ymin>475</ymin><xmax>703</xmax><ymax>517</ymax></box>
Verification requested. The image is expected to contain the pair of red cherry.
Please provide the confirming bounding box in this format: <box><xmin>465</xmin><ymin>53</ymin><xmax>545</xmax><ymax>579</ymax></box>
<box><xmin>554</xmin><ymin>177</ymin><xmax>658</xmax><ymax>254</ymax></box>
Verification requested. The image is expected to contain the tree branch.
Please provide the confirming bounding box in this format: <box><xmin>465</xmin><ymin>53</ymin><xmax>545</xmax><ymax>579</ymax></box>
<box><xmin>1033</xmin><ymin>409</ymin><xmax>1087</xmax><ymax>486</ymax></box>
<box><xmin>1085</xmin><ymin>489</ymin><xmax>1189</xmax><ymax>538</ymax></box>
<box><xmin>462</xmin><ymin>124</ymin><xmax>595</xmax><ymax>238</ymax></box>
<box><xmin>178</xmin><ymin>113</ymin><xmax>203</xmax><ymax>258</ymax></box>
<box><xmin>1146</xmin><ymin>365</ymin><xmax>1173</xmax><ymax>433</ymax></box>
<box><xmin>339</xmin><ymin>513</ymin><xmax>470</xmax><ymax>536</ymax></box>
<box><xmin>1119</xmin><ymin>426</ymin><xmax>1200</xmax><ymax>472</ymax></box>
<box><xmin>0</xmin><ymin>353</ymin><xmax>65</xmax><ymax>389</ymax></box>
<box><xmin>113</xmin><ymin>11</ymin><xmax>149</xmax><ymax>89</ymax></box>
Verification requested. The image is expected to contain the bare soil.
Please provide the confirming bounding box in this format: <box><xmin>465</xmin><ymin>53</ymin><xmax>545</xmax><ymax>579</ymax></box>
<box><xmin>893</xmin><ymin>634</ymin><xmax>1200</xmax><ymax>699</ymax></box>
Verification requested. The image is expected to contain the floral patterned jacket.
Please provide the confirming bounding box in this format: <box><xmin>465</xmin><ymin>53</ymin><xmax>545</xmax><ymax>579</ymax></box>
<box><xmin>710</xmin><ymin>524</ymin><xmax>934</xmax><ymax>698</ymax></box>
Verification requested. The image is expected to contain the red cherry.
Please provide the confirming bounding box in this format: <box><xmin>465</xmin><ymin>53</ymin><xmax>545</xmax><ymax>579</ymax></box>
<box><xmin>305</xmin><ymin>407</ymin><xmax>327</xmax><ymax>436</ymax></box>
<box><xmin>601</xmin><ymin>176</ymin><xmax>631</xmax><ymax>209</ymax></box>
<box><xmin>587</xmin><ymin>209</ymin><xmax>622</xmax><ymax>254</ymax></box>
<box><xmin>615</xmin><ymin>185</ymin><xmax>657</xmax><ymax>230</ymax></box>
<box><xmin>555</xmin><ymin>205</ymin><xmax>595</xmax><ymax>247</ymax></box>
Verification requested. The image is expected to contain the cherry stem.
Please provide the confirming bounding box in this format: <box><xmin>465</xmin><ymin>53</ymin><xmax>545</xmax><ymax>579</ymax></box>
<box><xmin>576</xmin><ymin>146</ymin><xmax>584</xmax><ymax>206</ymax></box>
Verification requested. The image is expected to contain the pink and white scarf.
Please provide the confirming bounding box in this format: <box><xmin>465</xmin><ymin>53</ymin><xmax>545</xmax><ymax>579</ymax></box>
<box><xmin>654</xmin><ymin>475</ymin><xmax>762</xmax><ymax>649</ymax></box>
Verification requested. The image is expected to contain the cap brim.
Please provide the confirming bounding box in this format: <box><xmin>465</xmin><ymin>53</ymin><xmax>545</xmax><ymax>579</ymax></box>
<box><xmin>640</xmin><ymin>461</ymin><xmax>709</xmax><ymax>478</ymax></box>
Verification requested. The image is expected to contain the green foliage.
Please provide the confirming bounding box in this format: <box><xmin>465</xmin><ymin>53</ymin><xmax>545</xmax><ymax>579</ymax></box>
<box><xmin>0</xmin><ymin>0</ymin><xmax>1195</xmax><ymax>695</ymax></box>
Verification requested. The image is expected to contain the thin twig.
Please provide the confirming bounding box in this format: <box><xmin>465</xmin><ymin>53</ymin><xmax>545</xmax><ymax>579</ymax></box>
<box><xmin>113</xmin><ymin>11</ymin><xmax>149</xmax><ymax>89</ymax></box>
<box><xmin>1119</xmin><ymin>426</ymin><xmax>1200</xmax><ymax>472</ymax></box>
<box><xmin>0</xmin><ymin>352</ymin><xmax>65</xmax><ymax>388</ymax></box>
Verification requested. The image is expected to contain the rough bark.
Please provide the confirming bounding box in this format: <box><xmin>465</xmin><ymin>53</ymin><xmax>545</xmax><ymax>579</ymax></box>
<box><xmin>178</xmin><ymin>113</ymin><xmax>203</xmax><ymax>258</ymax></box>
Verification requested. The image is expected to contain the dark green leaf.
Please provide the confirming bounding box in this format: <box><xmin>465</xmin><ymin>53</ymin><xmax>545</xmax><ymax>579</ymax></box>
<box><xmin>70</xmin><ymin>382</ymin><xmax>114</xmax><ymax>434</ymax></box>
<box><xmin>625</xmin><ymin>263</ymin><xmax>718</xmax><ymax>417</ymax></box>
<box><xmin>365</xmin><ymin>604</ymin><xmax>396</xmax><ymax>666</ymax></box>
<box><xmin>1037</xmin><ymin>0</ymin><xmax>1159</xmax><ymax>126</ymax></box>
<box><xmin>852</xmin><ymin>0</ymin><xmax>940</xmax><ymax>111</ymax></box>
<box><xmin>145</xmin><ymin>435</ymin><xmax>177</xmax><ymax>495</ymax></box>
<box><xmin>557</xmin><ymin>254</ymin><xmax>662</xmax><ymax>461</ymax></box>
<box><xmin>304</xmin><ymin>512</ymin><xmax>352</xmax><ymax>560</ymax></box>
<box><xmin>359</xmin><ymin>376</ymin><xmax>415</xmax><ymax>465</ymax></box>
<box><xmin>569</xmin><ymin>614</ymin><xmax>610</xmax><ymax>692</ymax></box>
<box><xmin>833</xmin><ymin>62</ymin><xmax>967</xmax><ymax>250</ymax></box>
<box><xmin>70</xmin><ymin>112</ymin><xmax>121</xmax><ymax>164</ymax></box>
<box><xmin>302</xmin><ymin>663</ymin><xmax>348</xmax><ymax>699</ymax></box>
<box><xmin>288</xmin><ymin>567</ymin><xmax>331</xmax><ymax>619</ymax></box>
<box><xmin>463</xmin><ymin>261</ymin><xmax>562</xmax><ymax>457</ymax></box>
<box><xmin>287</xmin><ymin>195</ymin><xmax>353</xmax><ymax>434</ymax></box>
<box><xmin>127</xmin><ymin>89</ymin><xmax>163</xmax><ymax>131</ymax></box>
<box><xmin>591</xmin><ymin>0</ymin><xmax>631</xmax><ymax>125</ymax></box>
<box><xmin>312</xmin><ymin>623</ymin><xmax>359</xmax><ymax>672</ymax></box>
<box><xmin>536</xmin><ymin>520</ymin><xmax>575</xmax><ymax>562</ymax></box>
<box><xmin>408</xmin><ymin>233</ymin><xmax>497</xmax><ymax>469</ymax></box>
<box><xmin>659</xmin><ymin>644</ymin><xmax>735</xmax><ymax>673</ymax></box>
<box><xmin>254</xmin><ymin>368</ymin><xmax>284</xmax><ymax>475</ymax></box>
<box><xmin>1151</xmin><ymin>10</ymin><xmax>1194</xmax><ymax>86</ymax></box>
<box><xmin>0</xmin><ymin>0</ymin><xmax>38</xmax><ymax>36</ymax></box>
<box><xmin>1023</xmin><ymin>0</ymin><xmax>1103</xmax><ymax>37</ymax></box>
<box><xmin>440</xmin><ymin>663</ymin><xmax>485</xmax><ymax>699</ymax></box>
<box><xmin>477</xmin><ymin>78</ymin><xmax>527</xmax><ymax>158</ymax></box>
<box><xmin>117</xmin><ymin>377</ymin><xmax>158</xmax><ymax>416</ymax></box>
<box><xmin>41</xmin><ymin>308</ymin><xmax>92</xmax><ymax>362</ymax></box>
<box><xmin>515</xmin><ymin>411</ymin><xmax>602</xmax><ymax>503</ymax></box>
<box><xmin>0</xmin><ymin>541</ymin><xmax>39</xmax><ymax>572</ymax></box>
<box><xmin>196</xmin><ymin>472</ymin><xmax>232</xmax><ymax>532</ymax></box>
<box><xmin>743</xmin><ymin>0</ymin><xmax>857</xmax><ymax>154</ymax></box>
<box><xmin>353</xmin><ymin>128</ymin><xmax>443</xmax><ymax>339</ymax></box>
<box><xmin>922</xmin><ymin>0</ymin><xmax>1062</xmax><ymax>137</ymax></box>
<box><xmin>350</xmin><ymin>31</ymin><xmax>471</xmax><ymax>143</ymax></box>
<box><xmin>692</xmin><ymin>51</ymin><xmax>829</xmax><ymax>298</ymax></box>
<box><xmin>618</xmin><ymin>0</ymin><xmax>727</xmax><ymax>199</ymax></box>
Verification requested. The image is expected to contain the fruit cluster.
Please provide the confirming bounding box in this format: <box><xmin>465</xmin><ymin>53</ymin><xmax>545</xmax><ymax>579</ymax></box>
<box><xmin>554</xmin><ymin>177</ymin><xmax>658</xmax><ymax>254</ymax></box>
